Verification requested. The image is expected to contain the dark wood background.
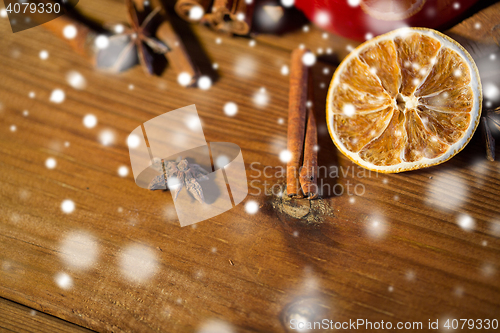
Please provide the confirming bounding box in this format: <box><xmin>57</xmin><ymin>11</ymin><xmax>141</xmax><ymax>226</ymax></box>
<box><xmin>1</xmin><ymin>0</ymin><xmax>500</xmax><ymax>332</ymax></box>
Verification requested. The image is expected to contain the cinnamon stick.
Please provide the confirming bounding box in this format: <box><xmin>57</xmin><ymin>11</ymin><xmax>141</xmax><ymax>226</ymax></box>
<box><xmin>202</xmin><ymin>0</ymin><xmax>252</xmax><ymax>35</ymax></box>
<box><xmin>25</xmin><ymin>1</ymin><xmax>96</xmax><ymax>58</ymax></box>
<box><xmin>142</xmin><ymin>0</ymin><xmax>200</xmax><ymax>86</ymax></box>
<box><xmin>41</xmin><ymin>14</ymin><xmax>95</xmax><ymax>58</ymax></box>
<box><xmin>299</xmin><ymin>71</ymin><xmax>318</xmax><ymax>199</ymax></box>
<box><xmin>228</xmin><ymin>0</ymin><xmax>253</xmax><ymax>35</ymax></box>
<box><xmin>202</xmin><ymin>0</ymin><xmax>232</xmax><ymax>30</ymax></box>
<box><xmin>286</xmin><ymin>48</ymin><xmax>308</xmax><ymax>198</ymax></box>
<box><xmin>156</xmin><ymin>20</ymin><xmax>200</xmax><ymax>86</ymax></box>
<box><xmin>174</xmin><ymin>0</ymin><xmax>213</xmax><ymax>22</ymax></box>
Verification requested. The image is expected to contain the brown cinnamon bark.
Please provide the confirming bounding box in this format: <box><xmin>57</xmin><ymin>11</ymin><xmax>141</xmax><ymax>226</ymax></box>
<box><xmin>156</xmin><ymin>21</ymin><xmax>200</xmax><ymax>86</ymax></box>
<box><xmin>41</xmin><ymin>15</ymin><xmax>95</xmax><ymax>58</ymax></box>
<box><xmin>174</xmin><ymin>0</ymin><xmax>213</xmax><ymax>22</ymax></box>
<box><xmin>286</xmin><ymin>48</ymin><xmax>308</xmax><ymax>198</ymax></box>
<box><xmin>228</xmin><ymin>0</ymin><xmax>253</xmax><ymax>35</ymax></box>
<box><xmin>27</xmin><ymin>1</ymin><xmax>96</xmax><ymax>59</ymax></box>
<box><xmin>202</xmin><ymin>0</ymin><xmax>231</xmax><ymax>30</ymax></box>
<box><xmin>142</xmin><ymin>0</ymin><xmax>200</xmax><ymax>86</ymax></box>
<box><xmin>299</xmin><ymin>71</ymin><xmax>318</xmax><ymax>199</ymax></box>
<box><xmin>202</xmin><ymin>0</ymin><xmax>252</xmax><ymax>35</ymax></box>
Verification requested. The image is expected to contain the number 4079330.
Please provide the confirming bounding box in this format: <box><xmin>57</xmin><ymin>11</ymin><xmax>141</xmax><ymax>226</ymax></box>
<box><xmin>6</xmin><ymin>2</ymin><xmax>61</xmax><ymax>14</ymax></box>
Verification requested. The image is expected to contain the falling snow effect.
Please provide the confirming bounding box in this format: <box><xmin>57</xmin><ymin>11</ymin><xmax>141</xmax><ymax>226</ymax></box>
<box><xmin>63</xmin><ymin>25</ymin><xmax>77</xmax><ymax>39</ymax></box>
<box><xmin>99</xmin><ymin>129</ymin><xmax>115</xmax><ymax>146</ymax></box>
<box><xmin>425</xmin><ymin>172</ymin><xmax>468</xmax><ymax>211</ymax></box>
<box><xmin>83</xmin><ymin>114</ymin><xmax>97</xmax><ymax>128</ymax></box>
<box><xmin>118</xmin><ymin>166</ymin><xmax>129</xmax><ymax>177</ymax></box>
<box><xmin>114</xmin><ymin>24</ymin><xmax>125</xmax><ymax>34</ymax></box>
<box><xmin>223</xmin><ymin>102</ymin><xmax>238</xmax><ymax>116</ymax></box>
<box><xmin>235</xmin><ymin>56</ymin><xmax>256</xmax><ymax>78</ymax></box>
<box><xmin>245</xmin><ymin>200</ymin><xmax>259</xmax><ymax>214</ymax></box>
<box><xmin>59</xmin><ymin>231</ymin><xmax>98</xmax><ymax>269</ymax></box>
<box><xmin>198</xmin><ymin>76</ymin><xmax>212</xmax><ymax>90</ymax></box>
<box><xmin>366</xmin><ymin>218</ymin><xmax>387</xmax><ymax>240</ymax></box>
<box><xmin>50</xmin><ymin>89</ymin><xmax>65</xmax><ymax>103</ymax></box>
<box><xmin>189</xmin><ymin>6</ymin><xmax>204</xmax><ymax>20</ymax></box>
<box><xmin>279</xmin><ymin>149</ymin><xmax>292</xmax><ymax>163</ymax></box>
<box><xmin>55</xmin><ymin>272</ymin><xmax>73</xmax><ymax>290</ymax></box>
<box><xmin>119</xmin><ymin>244</ymin><xmax>158</xmax><ymax>283</ymax></box>
<box><xmin>95</xmin><ymin>35</ymin><xmax>110</xmax><ymax>49</ymax></box>
<box><xmin>457</xmin><ymin>214</ymin><xmax>475</xmax><ymax>231</ymax></box>
<box><xmin>39</xmin><ymin>50</ymin><xmax>49</xmax><ymax>60</ymax></box>
<box><xmin>45</xmin><ymin>157</ymin><xmax>57</xmax><ymax>169</ymax></box>
<box><xmin>197</xmin><ymin>319</ymin><xmax>235</xmax><ymax>333</ymax></box>
<box><xmin>483</xmin><ymin>82</ymin><xmax>499</xmax><ymax>101</ymax></box>
<box><xmin>302</xmin><ymin>52</ymin><xmax>316</xmax><ymax>66</ymax></box>
<box><xmin>215</xmin><ymin>155</ymin><xmax>230</xmax><ymax>169</ymax></box>
<box><xmin>127</xmin><ymin>134</ymin><xmax>141</xmax><ymax>148</ymax></box>
<box><xmin>185</xmin><ymin>115</ymin><xmax>202</xmax><ymax>130</ymax></box>
<box><xmin>253</xmin><ymin>87</ymin><xmax>269</xmax><ymax>107</ymax></box>
<box><xmin>314</xmin><ymin>11</ymin><xmax>330</xmax><ymax>27</ymax></box>
<box><xmin>177</xmin><ymin>72</ymin><xmax>192</xmax><ymax>86</ymax></box>
<box><xmin>280</xmin><ymin>0</ymin><xmax>294</xmax><ymax>8</ymax></box>
<box><xmin>61</xmin><ymin>200</ymin><xmax>75</xmax><ymax>214</ymax></box>
<box><xmin>343</xmin><ymin>103</ymin><xmax>355</xmax><ymax>117</ymax></box>
<box><xmin>66</xmin><ymin>71</ymin><xmax>87</xmax><ymax>90</ymax></box>
<box><xmin>280</xmin><ymin>65</ymin><xmax>289</xmax><ymax>75</ymax></box>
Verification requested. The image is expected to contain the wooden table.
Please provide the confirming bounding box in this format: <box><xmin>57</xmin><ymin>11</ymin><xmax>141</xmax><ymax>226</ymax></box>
<box><xmin>1</xmin><ymin>1</ymin><xmax>500</xmax><ymax>332</ymax></box>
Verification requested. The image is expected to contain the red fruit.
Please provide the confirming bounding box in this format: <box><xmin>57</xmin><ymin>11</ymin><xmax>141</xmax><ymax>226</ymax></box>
<box><xmin>294</xmin><ymin>0</ymin><xmax>480</xmax><ymax>41</ymax></box>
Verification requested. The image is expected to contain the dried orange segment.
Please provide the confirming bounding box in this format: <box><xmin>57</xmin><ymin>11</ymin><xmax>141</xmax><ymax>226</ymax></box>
<box><xmin>327</xmin><ymin>28</ymin><xmax>482</xmax><ymax>173</ymax></box>
<box><xmin>334</xmin><ymin>107</ymin><xmax>394</xmax><ymax>153</ymax></box>
<box><xmin>338</xmin><ymin>57</ymin><xmax>392</xmax><ymax>100</ymax></box>
<box><xmin>358</xmin><ymin>110</ymin><xmax>406</xmax><ymax>166</ymax></box>
<box><xmin>418</xmin><ymin>86</ymin><xmax>473</xmax><ymax>113</ymax></box>
<box><xmin>359</xmin><ymin>40</ymin><xmax>401</xmax><ymax>98</ymax></box>
<box><xmin>415</xmin><ymin>47</ymin><xmax>471</xmax><ymax>97</ymax></box>
<box><xmin>403</xmin><ymin>109</ymin><xmax>448</xmax><ymax>162</ymax></box>
<box><xmin>394</xmin><ymin>33</ymin><xmax>441</xmax><ymax>96</ymax></box>
<box><xmin>417</xmin><ymin>107</ymin><xmax>471</xmax><ymax>145</ymax></box>
<box><xmin>330</xmin><ymin>83</ymin><xmax>392</xmax><ymax>113</ymax></box>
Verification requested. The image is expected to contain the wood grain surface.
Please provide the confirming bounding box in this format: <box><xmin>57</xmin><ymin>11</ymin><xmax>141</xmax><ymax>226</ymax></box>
<box><xmin>1</xmin><ymin>1</ymin><xmax>500</xmax><ymax>332</ymax></box>
<box><xmin>0</xmin><ymin>297</ymin><xmax>94</xmax><ymax>332</ymax></box>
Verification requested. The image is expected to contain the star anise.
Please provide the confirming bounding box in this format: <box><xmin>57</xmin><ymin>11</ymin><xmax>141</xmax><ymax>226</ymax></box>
<box><xmin>482</xmin><ymin>106</ymin><xmax>500</xmax><ymax>161</ymax></box>
<box><xmin>107</xmin><ymin>0</ymin><xmax>169</xmax><ymax>74</ymax></box>
<box><xmin>148</xmin><ymin>158</ymin><xmax>210</xmax><ymax>204</ymax></box>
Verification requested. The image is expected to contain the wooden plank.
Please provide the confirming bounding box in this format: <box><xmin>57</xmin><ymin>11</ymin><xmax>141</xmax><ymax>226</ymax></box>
<box><xmin>0</xmin><ymin>297</ymin><xmax>94</xmax><ymax>333</ymax></box>
<box><xmin>0</xmin><ymin>0</ymin><xmax>499</xmax><ymax>332</ymax></box>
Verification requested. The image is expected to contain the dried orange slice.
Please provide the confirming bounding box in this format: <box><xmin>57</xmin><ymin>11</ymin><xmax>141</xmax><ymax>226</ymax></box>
<box><xmin>326</xmin><ymin>28</ymin><xmax>482</xmax><ymax>173</ymax></box>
